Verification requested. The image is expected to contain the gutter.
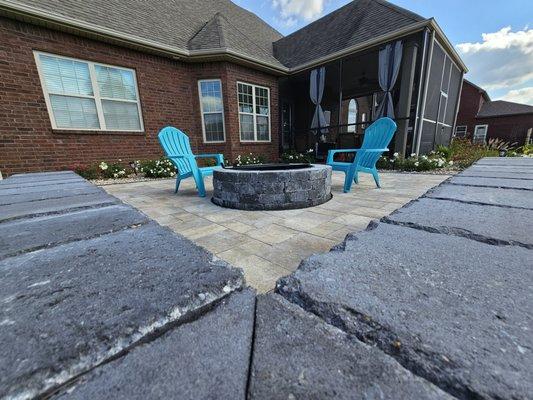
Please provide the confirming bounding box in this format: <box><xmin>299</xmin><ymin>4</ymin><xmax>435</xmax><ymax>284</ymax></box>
<box><xmin>0</xmin><ymin>0</ymin><xmax>468</xmax><ymax>76</ymax></box>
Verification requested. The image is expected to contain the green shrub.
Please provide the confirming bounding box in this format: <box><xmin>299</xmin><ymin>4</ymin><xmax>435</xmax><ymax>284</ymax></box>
<box><xmin>139</xmin><ymin>158</ymin><xmax>176</xmax><ymax>178</ymax></box>
<box><xmin>449</xmin><ymin>139</ymin><xmax>498</xmax><ymax>168</ymax></box>
<box><xmin>72</xmin><ymin>164</ymin><xmax>99</xmax><ymax>180</ymax></box>
<box><xmin>99</xmin><ymin>161</ymin><xmax>129</xmax><ymax>179</ymax></box>
<box><xmin>234</xmin><ymin>153</ymin><xmax>266</xmax><ymax>166</ymax></box>
<box><xmin>280</xmin><ymin>149</ymin><xmax>315</xmax><ymax>164</ymax></box>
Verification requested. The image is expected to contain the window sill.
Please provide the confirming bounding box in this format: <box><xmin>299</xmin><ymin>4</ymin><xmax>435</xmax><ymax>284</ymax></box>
<box><xmin>52</xmin><ymin>129</ymin><xmax>145</xmax><ymax>136</ymax></box>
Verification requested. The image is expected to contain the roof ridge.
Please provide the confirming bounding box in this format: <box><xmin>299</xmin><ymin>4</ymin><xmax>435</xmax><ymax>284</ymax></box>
<box><xmin>187</xmin><ymin>15</ymin><xmax>222</xmax><ymax>49</ymax></box>
<box><xmin>370</xmin><ymin>0</ymin><xmax>425</xmax><ymax>22</ymax></box>
<box><xmin>213</xmin><ymin>12</ymin><xmax>226</xmax><ymax>48</ymax></box>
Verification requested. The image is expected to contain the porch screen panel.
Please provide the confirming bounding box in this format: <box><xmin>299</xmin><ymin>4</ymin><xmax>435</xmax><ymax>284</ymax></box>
<box><xmin>424</xmin><ymin>43</ymin><xmax>445</xmax><ymax>121</ymax></box>
<box><xmin>419</xmin><ymin>121</ymin><xmax>437</xmax><ymax>154</ymax></box>
<box><xmin>445</xmin><ymin>65</ymin><xmax>463</xmax><ymax>125</ymax></box>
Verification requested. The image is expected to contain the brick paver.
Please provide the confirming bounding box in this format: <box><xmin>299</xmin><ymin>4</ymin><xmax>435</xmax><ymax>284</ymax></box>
<box><xmin>103</xmin><ymin>171</ymin><xmax>450</xmax><ymax>292</ymax></box>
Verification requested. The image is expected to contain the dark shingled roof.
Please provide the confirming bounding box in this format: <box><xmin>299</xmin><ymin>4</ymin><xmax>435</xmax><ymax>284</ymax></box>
<box><xmin>477</xmin><ymin>100</ymin><xmax>533</xmax><ymax>118</ymax></box>
<box><xmin>4</xmin><ymin>0</ymin><xmax>433</xmax><ymax>70</ymax></box>
<box><xmin>273</xmin><ymin>0</ymin><xmax>426</xmax><ymax>68</ymax></box>
<box><xmin>7</xmin><ymin>0</ymin><xmax>284</xmax><ymax>67</ymax></box>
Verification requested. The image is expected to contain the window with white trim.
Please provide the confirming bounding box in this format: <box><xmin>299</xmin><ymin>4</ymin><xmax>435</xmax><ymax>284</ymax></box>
<box><xmin>198</xmin><ymin>79</ymin><xmax>225</xmax><ymax>143</ymax></box>
<box><xmin>237</xmin><ymin>82</ymin><xmax>270</xmax><ymax>142</ymax></box>
<box><xmin>454</xmin><ymin>125</ymin><xmax>467</xmax><ymax>137</ymax></box>
<box><xmin>473</xmin><ymin>125</ymin><xmax>488</xmax><ymax>144</ymax></box>
<box><xmin>34</xmin><ymin>52</ymin><xmax>143</xmax><ymax>131</ymax></box>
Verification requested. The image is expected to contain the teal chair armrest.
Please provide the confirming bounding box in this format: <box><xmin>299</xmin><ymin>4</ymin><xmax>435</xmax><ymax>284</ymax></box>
<box><xmin>195</xmin><ymin>153</ymin><xmax>224</xmax><ymax>166</ymax></box>
<box><xmin>327</xmin><ymin>149</ymin><xmax>360</xmax><ymax>164</ymax></box>
<box><xmin>356</xmin><ymin>148</ymin><xmax>389</xmax><ymax>153</ymax></box>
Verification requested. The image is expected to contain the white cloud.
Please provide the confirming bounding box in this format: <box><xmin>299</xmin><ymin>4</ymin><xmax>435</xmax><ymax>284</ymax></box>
<box><xmin>456</xmin><ymin>27</ymin><xmax>533</xmax><ymax>91</ymax></box>
<box><xmin>272</xmin><ymin>0</ymin><xmax>326</xmax><ymax>22</ymax></box>
<box><xmin>500</xmin><ymin>86</ymin><xmax>533</xmax><ymax>105</ymax></box>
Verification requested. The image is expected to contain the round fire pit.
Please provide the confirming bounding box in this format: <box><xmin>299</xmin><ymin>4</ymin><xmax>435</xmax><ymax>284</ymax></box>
<box><xmin>212</xmin><ymin>164</ymin><xmax>332</xmax><ymax>211</ymax></box>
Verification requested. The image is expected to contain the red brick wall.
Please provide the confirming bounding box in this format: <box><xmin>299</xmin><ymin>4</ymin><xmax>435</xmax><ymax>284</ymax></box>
<box><xmin>0</xmin><ymin>17</ymin><xmax>280</xmax><ymax>176</ymax></box>
<box><xmin>476</xmin><ymin>114</ymin><xmax>533</xmax><ymax>145</ymax></box>
<box><xmin>456</xmin><ymin>81</ymin><xmax>486</xmax><ymax>137</ymax></box>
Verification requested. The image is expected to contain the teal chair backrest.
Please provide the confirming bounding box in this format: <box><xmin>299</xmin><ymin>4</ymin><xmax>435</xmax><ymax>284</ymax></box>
<box><xmin>358</xmin><ymin>117</ymin><xmax>397</xmax><ymax>168</ymax></box>
<box><xmin>158</xmin><ymin>127</ymin><xmax>194</xmax><ymax>175</ymax></box>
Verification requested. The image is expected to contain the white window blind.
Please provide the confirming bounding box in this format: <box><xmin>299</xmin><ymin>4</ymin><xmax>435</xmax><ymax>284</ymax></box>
<box><xmin>35</xmin><ymin>52</ymin><xmax>143</xmax><ymax>131</ymax></box>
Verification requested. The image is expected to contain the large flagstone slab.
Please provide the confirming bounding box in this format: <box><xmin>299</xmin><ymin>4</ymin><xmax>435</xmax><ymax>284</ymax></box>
<box><xmin>426</xmin><ymin>183</ymin><xmax>533</xmax><ymax>209</ymax></box>
<box><xmin>449</xmin><ymin>175</ymin><xmax>533</xmax><ymax>189</ymax></box>
<box><xmin>249</xmin><ymin>294</ymin><xmax>453</xmax><ymax>400</ymax></box>
<box><xmin>277</xmin><ymin>223</ymin><xmax>532</xmax><ymax>400</ymax></box>
<box><xmin>52</xmin><ymin>289</ymin><xmax>255</xmax><ymax>400</ymax></box>
<box><xmin>0</xmin><ymin>204</ymin><xmax>150</xmax><ymax>259</ymax></box>
<box><xmin>385</xmin><ymin>197</ymin><xmax>533</xmax><ymax>247</ymax></box>
<box><xmin>0</xmin><ymin>223</ymin><xmax>244</xmax><ymax>399</ymax></box>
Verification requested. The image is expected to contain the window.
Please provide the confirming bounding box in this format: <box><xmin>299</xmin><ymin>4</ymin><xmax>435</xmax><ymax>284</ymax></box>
<box><xmin>237</xmin><ymin>82</ymin><xmax>270</xmax><ymax>142</ymax></box>
<box><xmin>198</xmin><ymin>80</ymin><xmax>225</xmax><ymax>143</ymax></box>
<box><xmin>473</xmin><ymin>125</ymin><xmax>488</xmax><ymax>144</ymax></box>
<box><xmin>347</xmin><ymin>99</ymin><xmax>358</xmax><ymax>132</ymax></box>
<box><xmin>34</xmin><ymin>52</ymin><xmax>143</xmax><ymax>131</ymax></box>
<box><xmin>455</xmin><ymin>125</ymin><xmax>467</xmax><ymax>138</ymax></box>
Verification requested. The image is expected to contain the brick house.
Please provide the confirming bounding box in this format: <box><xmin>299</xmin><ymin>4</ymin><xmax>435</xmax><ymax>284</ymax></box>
<box><xmin>0</xmin><ymin>0</ymin><xmax>466</xmax><ymax>175</ymax></box>
<box><xmin>455</xmin><ymin>80</ymin><xmax>533</xmax><ymax>145</ymax></box>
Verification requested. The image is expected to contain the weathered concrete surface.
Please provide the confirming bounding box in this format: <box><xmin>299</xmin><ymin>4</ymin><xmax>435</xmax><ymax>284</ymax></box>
<box><xmin>426</xmin><ymin>183</ymin><xmax>533</xmax><ymax>209</ymax></box>
<box><xmin>465</xmin><ymin>165</ymin><xmax>533</xmax><ymax>174</ymax></box>
<box><xmin>0</xmin><ymin>178</ymin><xmax>85</xmax><ymax>190</ymax></box>
<box><xmin>0</xmin><ymin>181</ymin><xmax>94</xmax><ymax>196</ymax></box>
<box><xmin>0</xmin><ymin>223</ymin><xmax>244</xmax><ymax>399</ymax></box>
<box><xmin>3</xmin><ymin>171</ymin><xmax>85</xmax><ymax>184</ymax></box>
<box><xmin>458</xmin><ymin>170</ymin><xmax>533</xmax><ymax>180</ymax></box>
<box><xmin>0</xmin><ymin>185</ymin><xmax>105</xmax><ymax>205</ymax></box>
<box><xmin>0</xmin><ymin>192</ymin><xmax>119</xmax><ymax>222</ymax></box>
<box><xmin>0</xmin><ymin>204</ymin><xmax>150</xmax><ymax>259</ymax></box>
<box><xmin>449</xmin><ymin>175</ymin><xmax>533</xmax><ymax>190</ymax></box>
<box><xmin>277</xmin><ymin>223</ymin><xmax>533</xmax><ymax>400</ymax></box>
<box><xmin>385</xmin><ymin>197</ymin><xmax>533</xmax><ymax>247</ymax></box>
<box><xmin>249</xmin><ymin>294</ymin><xmax>453</xmax><ymax>400</ymax></box>
<box><xmin>52</xmin><ymin>289</ymin><xmax>256</xmax><ymax>400</ymax></box>
<box><xmin>475</xmin><ymin>157</ymin><xmax>533</xmax><ymax>166</ymax></box>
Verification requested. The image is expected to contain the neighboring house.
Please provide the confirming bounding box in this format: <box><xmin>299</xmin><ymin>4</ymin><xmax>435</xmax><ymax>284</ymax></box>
<box><xmin>455</xmin><ymin>80</ymin><xmax>533</xmax><ymax>145</ymax></box>
<box><xmin>0</xmin><ymin>0</ymin><xmax>466</xmax><ymax>175</ymax></box>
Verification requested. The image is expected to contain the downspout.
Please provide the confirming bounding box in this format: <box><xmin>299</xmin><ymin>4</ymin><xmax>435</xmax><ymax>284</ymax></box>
<box><xmin>414</xmin><ymin>28</ymin><xmax>435</xmax><ymax>155</ymax></box>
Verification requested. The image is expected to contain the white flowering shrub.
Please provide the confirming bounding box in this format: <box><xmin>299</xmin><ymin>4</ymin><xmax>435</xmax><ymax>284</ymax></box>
<box><xmin>234</xmin><ymin>153</ymin><xmax>266</xmax><ymax>166</ymax></box>
<box><xmin>99</xmin><ymin>160</ymin><xmax>128</xmax><ymax>179</ymax></box>
<box><xmin>139</xmin><ymin>158</ymin><xmax>176</xmax><ymax>178</ymax></box>
<box><xmin>280</xmin><ymin>149</ymin><xmax>315</xmax><ymax>163</ymax></box>
<box><xmin>377</xmin><ymin>152</ymin><xmax>453</xmax><ymax>172</ymax></box>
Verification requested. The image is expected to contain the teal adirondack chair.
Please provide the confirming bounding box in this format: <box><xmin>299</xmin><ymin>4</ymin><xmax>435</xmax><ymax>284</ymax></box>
<box><xmin>158</xmin><ymin>127</ymin><xmax>224</xmax><ymax>197</ymax></box>
<box><xmin>327</xmin><ymin>117</ymin><xmax>397</xmax><ymax>192</ymax></box>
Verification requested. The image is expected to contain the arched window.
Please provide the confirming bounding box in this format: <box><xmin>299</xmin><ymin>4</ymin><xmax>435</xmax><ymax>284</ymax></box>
<box><xmin>347</xmin><ymin>99</ymin><xmax>358</xmax><ymax>132</ymax></box>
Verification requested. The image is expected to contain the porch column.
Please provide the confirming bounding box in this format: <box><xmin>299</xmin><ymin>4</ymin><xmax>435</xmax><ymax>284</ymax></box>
<box><xmin>395</xmin><ymin>42</ymin><xmax>418</xmax><ymax>156</ymax></box>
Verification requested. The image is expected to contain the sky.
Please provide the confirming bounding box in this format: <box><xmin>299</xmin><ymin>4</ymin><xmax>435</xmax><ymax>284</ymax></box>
<box><xmin>232</xmin><ymin>0</ymin><xmax>533</xmax><ymax>105</ymax></box>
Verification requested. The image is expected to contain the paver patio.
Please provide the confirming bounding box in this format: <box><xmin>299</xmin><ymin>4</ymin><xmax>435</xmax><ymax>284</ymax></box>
<box><xmin>103</xmin><ymin>171</ymin><xmax>450</xmax><ymax>292</ymax></box>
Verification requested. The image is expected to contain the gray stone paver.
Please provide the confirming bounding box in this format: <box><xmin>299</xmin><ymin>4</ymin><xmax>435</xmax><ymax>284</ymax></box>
<box><xmin>277</xmin><ymin>222</ymin><xmax>533</xmax><ymax>400</ymax></box>
<box><xmin>449</xmin><ymin>175</ymin><xmax>533</xmax><ymax>189</ymax></box>
<box><xmin>0</xmin><ymin>223</ymin><xmax>243</xmax><ymax>399</ymax></box>
<box><xmin>386</xmin><ymin>197</ymin><xmax>533</xmax><ymax>247</ymax></box>
<box><xmin>249</xmin><ymin>294</ymin><xmax>453</xmax><ymax>400</ymax></box>
<box><xmin>0</xmin><ymin>204</ymin><xmax>150</xmax><ymax>259</ymax></box>
<box><xmin>103</xmin><ymin>172</ymin><xmax>450</xmax><ymax>292</ymax></box>
<box><xmin>52</xmin><ymin>289</ymin><xmax>255</xmax><ymax>400</ymax></box>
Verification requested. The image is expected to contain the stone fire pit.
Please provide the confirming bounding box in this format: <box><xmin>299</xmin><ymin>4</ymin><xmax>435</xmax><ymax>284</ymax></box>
<box><xmin>212</xmin><ymin>164</ymin><xmax>332</xmax><ymax>210</ymax></box>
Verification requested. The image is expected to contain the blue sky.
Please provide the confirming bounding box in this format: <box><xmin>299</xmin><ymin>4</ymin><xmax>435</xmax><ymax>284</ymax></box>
<box><xmin>232</xmin><ymin>0</ymin><xmax>533</xmax><ymax>104</ymax></box>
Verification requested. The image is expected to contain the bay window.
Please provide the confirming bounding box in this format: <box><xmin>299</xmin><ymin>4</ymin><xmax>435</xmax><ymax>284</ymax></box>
<box><xmin>198</xmin><ymin>79</ymin><xmax>226</xmax><ymax>143</ymax></box>
<box><xmin>237</xmin><ymin>82</ymin><xmax>271</xmax><ymax>142</ymax></box>
<box><xmin>34</xmin><ymin>52</ymin><xmax>143</xmax><ymax>131</ymax></box>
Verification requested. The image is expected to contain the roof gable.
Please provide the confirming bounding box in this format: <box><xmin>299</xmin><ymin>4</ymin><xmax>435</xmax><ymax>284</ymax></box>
<box><xmin>273</xmin><ymin>0</ymin><xmax>425</xmax><ymax>68</ymax></box>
